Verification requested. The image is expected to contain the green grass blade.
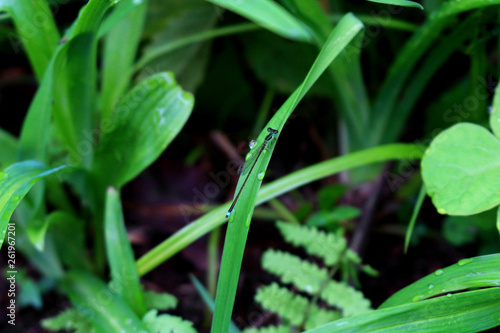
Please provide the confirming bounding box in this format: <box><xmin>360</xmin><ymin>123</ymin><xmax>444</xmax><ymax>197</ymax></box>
<box><xmin>404</xmin><ymin>185</ymin><xmax>426</xmax><ymax>253</ymax></box>
<box><xmin>367</xmin><ymin>0</ymin><xmax>424</xmax><ymax>10</ymax></box>
<box><xmin>305</xmin><ymin>288</ymin><xmax>500</xmax><ymax>332</ymax></box>
<box><xmin>104</xmin><ymin>187</ymin><xmax>147</xmax><ymax>316</ymax></box>
<box><xmin>0</xmin><ymin>0</ymin><xmax>59</xmax><ymax>80</ymax></box>
<box><xmin>0</xmin><ymin>161</ymin><xmax>65</xmax><ymax>249</ymax></box>
<box><xmin>137</xmin><ymin>144</ymin><xmax>423</xmax><ymax>276</ymax></box>
<box><xmin>101</xmin><ymin>0</ymin><xmax>147</xmax><ymax>121</ymax></box>
<box><xmin>205</xmin><ymin>0</ymin><xmax>314</xmax><ymax>42</ymax></box>
<box><xmin>62</xmin><ymin>270</ymin><xmax>149</xmax><ymax>333</ymax></box>
<box><xmin>211</xmin><ymin>14</ymin><xmax>364</xmax><ymax>332</ymax></box>
<box><xmin>370</xmin><ymin>0</ymin><xmax>500</xmax><ymax>146</ymax></box>
<box><xmin>92</xmin><ymin>72</ymin><xmax>194</xmax><ymax>188</ymax></box>
<box><xmin>380</xmin><ymin>253</ymin><xmax>500</xmax><ymax>308</ymax></box>
<box><xmin>189</xmin><ymin>274</ymin><xmax>241</xmax><ymax>333</ymax></box>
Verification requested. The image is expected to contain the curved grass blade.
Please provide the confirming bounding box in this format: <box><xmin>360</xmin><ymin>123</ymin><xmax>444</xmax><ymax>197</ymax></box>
<box><xmin>136</xmin><ymin>143</ymin><xmax>424</xmax><ymax>276</ymax></box>
<box><xmin>305</xmin><ymin>288</ymin><xmax>500</xmax><ymax>333</ymax></box>
<box><xmin>367</xmin><ymin>0</ymin><xmax>424</xmax><ymax>10</ymax></box>
<box><xmin>380</xmin><ymin>253</ymin><xmax>500</xmax><ymax>308</ymax></box>
<box><xmin>205</xmin><ymin>0</ymin><xmax>314</xmax><ymax>42</ymax></box>
<box><xmin>404</xmin><ymin>185</ymin><xmax>426</xmax><ymax>253</ymax></box>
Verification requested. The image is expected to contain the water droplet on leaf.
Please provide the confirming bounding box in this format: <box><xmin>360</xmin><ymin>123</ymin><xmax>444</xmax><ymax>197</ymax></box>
<box><xmin>434</xmin><ymin>269</ymin><xmax>444</xmax><ymax>276</ymax></box>
<box><xmin>458</xmin><ymin>258</ymin><xmax>473</xmax><ymax>266</ymax></box>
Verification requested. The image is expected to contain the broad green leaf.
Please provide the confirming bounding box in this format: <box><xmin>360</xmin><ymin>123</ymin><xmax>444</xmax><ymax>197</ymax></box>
<box><xmin>489</xmin><ymin>74</ymin><xmax>500</xmax><ymax>138</ymax></box>
<box><xmin>305</xmin><ymin>288</ymin><xmax>500</xmax><ymax>332</ymax></box>
<box><xmin>205</xmin><ymin>0</ymin><xmax>314</xmax><ymax>42</ymax></box>
<box><xmin>211</xmin><ymin>13</ymin><xmax>364</xmax><ymax>333</ymax></box>
<box><xmin>62</xmin><ymin>271</ymin><xmax>148</xmax><ymax>333</ymax></box>
<box><xmin>422</xmin><ymin>123</ymin><xmax>500</xmax><ymax>215</ymax></box>
<box><xmin>92</xmin><ymin>72</ymin><xmax>194</xmax><ymax>188</ymax></box>
<box><xmin>101</xmin><ymin>0</ymin><xmax>147</xmax><ymax>121</ymax></box>
<box><xmin>0</xmin><ymin>161</ymin><xmax>65</xmax><ymax>249</ymax></box>
<box><xmin>366</xmin><ymin>0</ymin><xmax>424</xmax><ymax>9</ymax></box>
<box><xmin>0</xmin><ymin>0</ymin><xmax>59</xmax><ymax>80</ymax></box>
<box><xmin>104</xmin><ymin>187</ymin><xmax>146</xmax><ymax>316</ymax></box>
<box><xmin>380</xmin><ymin>253</ymin><xmax>500</xmax><ymax>308</ymax></box>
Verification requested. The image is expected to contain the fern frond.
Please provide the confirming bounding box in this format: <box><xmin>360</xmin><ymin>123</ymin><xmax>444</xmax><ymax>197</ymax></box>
<box><xmin>320</xmin><ymin>280</ymin><xmax>371</xmax><ymax>316</ymax></box>
<box><xmin>41</xmin><ymin>308</ymin><xmax>96</xmax><ymax>333</ymax></box>
<box><xmin>256</xmin><ymin>283</ymin><xmax>309</xmax><ymax>325</ymax></box>
<box><xmin>304</xmin><ymin>307</ymin><xmax>342</xmax><ymax>330</ymax></box>
<box><xmin>276</xmin><ymin>221</ymin><xmax>346</xmax><ymax>266</ymax></box>
<box><xmin>262</xmin><ymin>249</ymin><xmax>327</xmax><ymax>293</ymax></box>
<box><xmin>255</xmin><ymin>283</ymin><xmax>340</xmax><ymax>329</ymax></box>
<box><xmin>242</xmin><ymin>324</ymin><xmax>293</xmax><ymax>333</ymax></box>
<box><xmin>143</xmin><ymin>289</ymin><xmax>177</xmax><ymax>310</ymax></box>
<box><xmin>142</xmin><ymin>309</ymin><xmax>196</xmax><ymax>333</ymax></box>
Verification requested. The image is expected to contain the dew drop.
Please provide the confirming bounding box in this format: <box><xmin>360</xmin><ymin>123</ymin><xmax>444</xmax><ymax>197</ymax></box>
<box><xmin>446</xmin><ymin>293</ymin><xmax>452</xmax><ymax>297</ymax></box>
<box><xmin>428</xmin><ymin>284</ymin><xmax>434</xmax><ymax>290</ymax></box>
<box><xmin>488</xmin><ymin>105</ymin><xmax>494</xmax><ymax>114</ymax></box>
<box><xmin>458</xmin><ymin>258</ymin><xmax>473</xmax><ymax>266</ymax></box>
<box><xmin>245</xmin><ymin>152</ymin><xmax>253</xmax><ymax>161</ymax></box>
<box><xmin>249</xmin><ymin>140</ymin><xmax>257</xmax><ymax>149</ymax></box>
<box><xmin>437</xmin><ymin>208</ymin><xmax>447</xmax><ymax>215</ymax></box>
<box><xmin>412</xmin><ymin>295</ymin><xmax>425</xmax><ymax>302</ymax></box>
<box><xmin>434</xmin><ymin>269</ymin><xmax>444</xmax><ymax>276</ymax></box>
<box><xmin>257</xmin><ymin>171</ymin><xmax>265</xmax><ymax>180</ymax></box>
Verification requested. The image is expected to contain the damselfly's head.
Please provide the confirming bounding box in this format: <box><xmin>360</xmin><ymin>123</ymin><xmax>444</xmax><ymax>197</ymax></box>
<box><xmin>267</xmin><ymin>127</ymin><xmax>279</xmax><ymax>135</ymax></box>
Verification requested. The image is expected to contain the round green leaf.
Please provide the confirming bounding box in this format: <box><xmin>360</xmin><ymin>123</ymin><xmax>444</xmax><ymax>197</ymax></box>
<box><xmin>422</xmin><ymin>123</ymin><xmax>500</xmax><ymax>215</ymax></box>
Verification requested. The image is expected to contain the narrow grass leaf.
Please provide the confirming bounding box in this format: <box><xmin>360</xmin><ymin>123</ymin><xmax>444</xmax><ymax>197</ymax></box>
<box><xmin>380</xmin><ymin>253</ymin><xmax>500</xmax><ymax>308</ymax></box>
<box><xmin>404</xmin><ymin>185</ymin><xmax>426</xmax><ymax>252</ymax></box>
<box><xmin>366</xmin><ymin>0</ymin><xmax>424</xmax><ymax>10</ymax></box>
<box><xmin>101</xmin><ymin>0</ymin><xmax>147</xmax><ymax>121</ymax></box>
<box><xmin>370</xmin><ymin>0</ymin><xmax>500</xmax><ymax>146</ymax></box>
<box><xmin>62</xmin><ymin>270</ymin><xmax>148</xmax><ymax>333</ymax></box>
<box><xmin>0</xmin><ymin>161</ymin><xmax>65</xmax><ymax>249</ymax></box>
<box><xmin>92</xmin><ymin>72</ymin><xmax>194</xmax><ymax>188</ymax></box>
<box><xmin>305</xmin><ymin>288</ymin><xmax>500</xmax><ymax>332</ymax></box>
<box><xmin>137</xmin><ymin>143</ymin><xmax>424</xmax><ymax>275</ymax></box>
<box><xmin>0</xmin><ymin>0</ymin><xmax>59</xmax><ymax>80</ymax></box>
<box><xmin>104</xmin><ymin>187</ymin><xmax>146</xmax><ymax>316</ymax></box>
<box><xmin>205</xmin><ymin>0</ymin><xmax>314</xmax><ymax>42</ymax></box>
<box><xmin>211</xmin><ymin>14</ymin><xmax>364</xmax><ymax>333</ymax></box>
<box><xmin>189</xmin><ymin>274</ymin><xmax>241</xmax><ymax>333</ymax></box>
